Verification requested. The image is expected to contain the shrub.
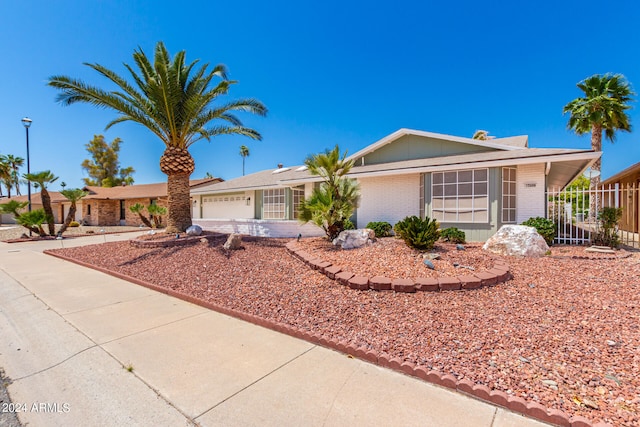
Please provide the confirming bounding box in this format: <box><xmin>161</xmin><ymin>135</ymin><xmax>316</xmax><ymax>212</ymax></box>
<box><xmin>593</xmin><ymin>207</ymin><xmax>622</xmax><ymax>248</ymax></box>
<box><xmin>440</xmin><ymin>227</ymin><xmax>466</xmax><ymax>244</ymax></box>
<box><xmin>393</xmin><ymin>216</ymin><xmax>440</xmax><ymax>250</ymax></box>
<box><xmin>69</xmin><ymin>220</ymin><xmax>80</xmax><ymax>227</ymax></box>
<box><xmin>521</xmin><ymin>217</ymin><xmax>556</xmax><ymax>245</ymax></box>
<box><xmin>343</xmin><ymin>218</ymin><xmax>356</xmax><ymax>230</ymax></box>
<box><xmin>366</xmin><ymin>221</ymin><xmax>393</xmax><ymax>237</ymax></box>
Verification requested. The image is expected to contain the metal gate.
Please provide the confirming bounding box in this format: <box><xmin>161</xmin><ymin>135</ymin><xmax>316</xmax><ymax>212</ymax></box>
<box><xmin>546</xmin><ymin>183</ymin><xmax>639</xmax><ymax>248</ymax></box>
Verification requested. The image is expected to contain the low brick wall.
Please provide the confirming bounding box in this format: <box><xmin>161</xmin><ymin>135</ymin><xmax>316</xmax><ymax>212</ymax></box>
<box><xmin>285</xmin><ymin>241</ymin><xmax>512</xmax><ymax>293</ymax></box>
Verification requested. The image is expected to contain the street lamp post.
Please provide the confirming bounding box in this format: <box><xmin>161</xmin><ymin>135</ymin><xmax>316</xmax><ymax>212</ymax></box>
<box><xmin>21</xmin><ymin>117</ymin><xmax>32</xmax><ymax>213</ymax></box>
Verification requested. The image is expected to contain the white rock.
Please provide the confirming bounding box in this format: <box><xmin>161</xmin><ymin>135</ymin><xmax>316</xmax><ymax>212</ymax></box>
<box><xmin>483</xmin><ymin>225</ymin><xmax>549</xmax><ymax>257</ymax></box>
<box><xmin>332</xmin><ymin>229</ymin><xmax>376</xmax><ymax>250</ymax></box>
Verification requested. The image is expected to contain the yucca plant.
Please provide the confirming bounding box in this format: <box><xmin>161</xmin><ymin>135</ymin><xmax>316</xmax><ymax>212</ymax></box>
<box><xmin>49</xmin><ymin>41</ymin><xmax>267</xmax><ymax>232</ymax></box>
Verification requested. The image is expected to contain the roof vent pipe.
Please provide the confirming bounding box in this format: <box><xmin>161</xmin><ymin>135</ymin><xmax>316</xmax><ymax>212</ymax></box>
<box><xmin>277</xmin><ymin>163</ymin><xmax>283</xmax><ymax>169</ymax></box>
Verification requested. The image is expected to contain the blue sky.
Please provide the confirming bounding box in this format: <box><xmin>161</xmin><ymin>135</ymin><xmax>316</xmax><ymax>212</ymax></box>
<box><xmin>1</xmin><ymin>0</ymin><xmax>639</xmax><ymax>191</ymax></box>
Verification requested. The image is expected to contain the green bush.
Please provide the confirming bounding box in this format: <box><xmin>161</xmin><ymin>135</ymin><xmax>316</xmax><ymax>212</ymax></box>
<box><xmin>343</xmin><ymin>219</ymin><xmax>356</xmax><ymax>230</ymax></box>
<box><xmin>440</xmin><ymin>227</ymin><xmax>466</xmax><ymax>244</ymax></box>
<box><xmin>521</xmin><ymin>217</ymin><xmax>556</xmax><ymax>245</ymax></box>
<box><xmin>365</xmin><ymin>221</ymin><xmax>393</xmax><ymax>237</ymax></box>
<box><xmin>393</xmin><ymin>216</ymin><xmax>440</xmax><ymax>250</ymax></box>
<box><xmin>69</xmin><ymin>220</ymin><xmax>80</xmax><ymax>227</ymax></box>
<box><xmin>593</xmin><ymin>207</ymin><xmax>622</xmax><ymax>248</ymax></box>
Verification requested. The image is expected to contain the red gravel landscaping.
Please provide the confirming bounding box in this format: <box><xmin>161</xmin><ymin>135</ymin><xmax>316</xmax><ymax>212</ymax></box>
<box><xmin>48</xmin><ymin>236</ymin><xmax>640</xmax><ymax>426</ymax></box>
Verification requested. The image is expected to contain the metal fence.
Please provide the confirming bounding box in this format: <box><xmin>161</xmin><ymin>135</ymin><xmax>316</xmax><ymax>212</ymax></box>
<box><xmin>546</xmin><ymin>183</ymin><xmax>639</xmax><ymax>248</ymax></box>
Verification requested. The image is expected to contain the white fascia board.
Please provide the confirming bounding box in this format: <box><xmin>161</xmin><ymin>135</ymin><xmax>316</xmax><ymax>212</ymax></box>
<box><xmin>191</xmin><ymin>183</ymin><xmax>282</xmax><ymax>195</ymax></box>
<box><xmin>346</xmin><ymin>128</ymin><xmax>522</xmax><ymax>162</ymax></box>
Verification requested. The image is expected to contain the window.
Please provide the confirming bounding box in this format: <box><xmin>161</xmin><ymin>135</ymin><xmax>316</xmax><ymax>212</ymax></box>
<box><xmin>120</xmin><ymin>200</ymin><xmax>126</xmax><ymax>220</ymax></box>
<box><xmin>263</xmin><ymin>189</ymin><xmax>286</xmax><ymax>219</ymax></box>
<box><xmin>431</xmin><ymin>168</ymin><xmax>488</xmax><ymax>223</ymax></box>
<box><xmin>292</xmin><ymin>186</ymin><xmax>305</xmax><ymax>219</ymax></box>
<box><xmin>502</xmin><ymin>167</ymin><xmax>517</xmax><ymax>223</ymax></box>
<box><xmin>87</xmin><ymin>204</ymin><xmax>91</xmax><ymax>215</ymax></box>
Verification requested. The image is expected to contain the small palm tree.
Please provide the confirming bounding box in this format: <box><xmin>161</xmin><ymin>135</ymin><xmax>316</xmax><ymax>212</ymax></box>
<box><xmin>48</xmin><ymin>41</ymin><xmax>267</xmax><ymax>232</ymax></box>
<box><xmin>16</xmin><ymin>209</ymin><xmax>48</xmax><ymax>237</ymax></box>
<box><xmin>563</xmin><ymin>73</ymin><xmax>635</xmax><ymax>186</ymax></box>
<box><xmin>58</xmin><ymin>188</ymin><xmax>89</xmax><ymax>235</ymax></box>
<box><xmin>129</xmin><ymin>203</ymin><xmax>153</xmax><ymax>228</ymax></box>
<box><xmin>147</xmin><ymin>203</ymin><xmax>167</xmax><ymax>228</ymax></box>
<box><xmin>23</xmin><ymin>170</ymin><xmax>58</xmax><ymax>235</ymax></box>
<box><xmin>240</xmin><ymin>145</ymin><xmax>250</xmax><ymax>176</ymax></box>
<box><xmin>298</xmin><ymin>145</ymin><xmax>360</xmax><ymax>240</ymax></box>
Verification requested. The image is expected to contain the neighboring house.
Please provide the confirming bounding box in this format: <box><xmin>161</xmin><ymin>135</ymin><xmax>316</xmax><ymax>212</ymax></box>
<box><xmin>0</xmin><ymin>191</ymin><xmax>68</xmax><ymax>225</ymax></box>
<box><xmin>192</xmin><ymin>128</ymin><xmax>600</xmax><ymax>240</ymax></box>
<box><xmin>600</xmin><ymin>161</ymin><xmax>640</xmax><ymax>234</ymax></box>
<box><xmin>1</xmin><ymin>178</ymin><xmax>221</xmax><ymax>227</ymax></box>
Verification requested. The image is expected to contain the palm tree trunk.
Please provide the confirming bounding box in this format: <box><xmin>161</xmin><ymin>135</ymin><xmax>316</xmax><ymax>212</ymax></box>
<box><xmin>165</xmin><ymin>173</ymin><xmax>192</xmax><ymax>232</ymax></box>
<box><xmin>58</xmin><ymin>202</ymin><xmax>77</xmax><ymax>235</ymax></box>
<box><xmin>41</xmin><ymin>188</ymin><xmax>56</xmax><ymax>235</ymax></box>
<box><xmin>160</xmin><ymin>147</ymin><xmax>195</xmax><ymax>233</ymax></box>
<box><xmin>589</xmin><ymin>124</ymin><xmax>603</xmax><ymax>220</ymax></box>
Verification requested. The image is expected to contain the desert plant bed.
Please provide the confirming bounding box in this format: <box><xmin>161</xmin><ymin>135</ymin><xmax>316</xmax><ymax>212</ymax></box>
<box><xmin>47</xmin><ymin>237</ymin><xmax>639</xmax><ymax>426</ymax></box>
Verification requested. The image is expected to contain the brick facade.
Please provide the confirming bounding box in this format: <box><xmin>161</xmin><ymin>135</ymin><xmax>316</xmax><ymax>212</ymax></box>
<box><xmin>516</xmin><ymin>163</ymin><xmax>546</xmax><ymax>223</ymax></box>
<box><xmin>356</xmin><ymin>174</ymin><xmax>421</xmax><ymax>228</ymax></box>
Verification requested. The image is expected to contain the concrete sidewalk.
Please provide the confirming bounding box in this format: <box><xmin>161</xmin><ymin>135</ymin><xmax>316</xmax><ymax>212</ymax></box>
<box><xmin>0</xmin><ymin>234</ymin><xmax>550</xmax><ymax>426</ymax></box>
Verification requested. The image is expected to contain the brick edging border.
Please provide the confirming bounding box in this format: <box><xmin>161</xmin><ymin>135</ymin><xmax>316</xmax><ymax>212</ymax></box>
<box><xmin>42</xmin><ymin>249</ymin><xmax>610</xmax><ymax>427</ymax></box>
<box><xmin>285</xmin><ymin>241</ymin><xmax>512</xmax><ymax>293</ymax></box>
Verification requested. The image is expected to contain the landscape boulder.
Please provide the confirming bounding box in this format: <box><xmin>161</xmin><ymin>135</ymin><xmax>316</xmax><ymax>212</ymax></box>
<box><xmin>332</xmin><ymin>229</ymin><xmax>376</xmax><ymax>249</ymax></box>
<box><xmin>483</xmin><ymin>225</ymin><xmax>549</xmax><ymax>257</ymax></box>
<box><xmin>186</xmin><ymin>224</ymin><xmax>203</xmax><ymax>236</ymax></box>
<box><xmin>223</xmin><ymin>233</ymin><xmax>243</xmax><ymax>250</ymax></box>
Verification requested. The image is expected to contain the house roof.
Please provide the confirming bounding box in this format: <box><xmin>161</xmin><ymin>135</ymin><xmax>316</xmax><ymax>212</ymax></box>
<box><xmin>83</xmin><ymin>178</ymin><xmax>221</xmax><ymax>200</ymax></box>
<box><xmin>0</xmin><ymin>178</ymin><xmax>222</xmax><ymax>205</ymax></box>
<box><xmin>601</xmin><ymin>161</ymin><xmax>640</xmax><ymax>186</ymax></box>
<box><xmin>346</xmin><ymin>128</ymin><xmax>527</xmax><ymax>162</ymax></box>
<box><xmin>1</xmin><ymin>191</ymin><xmax>67</xmax><ymax>205</ymax></box>
<box><xmin>191</xmin><ymin>129</ymin><xmax>600</xmax><ymax>194</ymax></box>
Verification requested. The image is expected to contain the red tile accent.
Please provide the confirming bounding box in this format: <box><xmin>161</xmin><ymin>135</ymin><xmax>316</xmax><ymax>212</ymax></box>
<box><xmin>545</xmin><ymin>408</ymin><xmax>571</xmax><ymax>426</ymax></box>
<box><xmin>458</xmin><ymin>275</ymin><xmax>482</xmax><ymax>290</ymax></box>
<box><xmin>474</xmin><ymin>271</ymin><xmax>498</xmax><ymax>286</ymax></box>
<box><xmin>438</xmin><ymin>277</ymin><xmax>461</xmax><ymax>291</ymax></box>
<box><xmin>389</xmin><ymin>357</ymin><xmax>403</xmax><ymax>370</ymax></box>
<box><xmin>324</xmin><ymin>265</ymin><xmax>342</xmax><ymax>279</ymax></box>
<box><xmin>391</xmin><ymin>278</ymin><xmax>416</xmax><ymax>293</ymax></box>
<box><xmin>488</xmin><ymin>390</ymin><xmax>509</xmax><ymax>407</ymax></box>
<box><xmin>439</xmin><ymin>374</ymin><xmax>457</xmax><ymax>389</ymax></box>
<box><xmin>369</xmin><ymin>276</ymin><xmax>392</xmax><ymax>291</ymax></box>
<box><xmin>335</xmin><ymin>271</ymin><xmax>355</xmax><ymax>286</ymax></box>
<box><xmin>525</xmin><ymin>401</ymin><xmax>550</xmax><ymax>421</ymax></box>
<box><xmin>415</xmin><ymin>277</ymin><xmax>439</xmax><ymax>291</ymax></box>
<box><xmin>400</xmin><ymin>361</ymin><xmax>415</xmax><ymax>375</ymax></box>
<box><xmin>426</xmin><ymin>370</ymin><xmax>441</xmax><ymax>384</ymax></box>
<box><xmin>414</xmin><ymin>366</ymin><xmax>429</xmax><ymax>381</ymax></box>
<box><xmin>506</xmin><ymin>395</ymin><xmax>528</xmax><ymax>414</ymax></box>
<box><xmin>348</xmin><ymin>275</ymin><xmax>370</xmax><ymax>290</ymax></box>
<box><xmin>456</xmin><ymin>378</ymin><xmax>475</xmax><ymax>394</ymax></box>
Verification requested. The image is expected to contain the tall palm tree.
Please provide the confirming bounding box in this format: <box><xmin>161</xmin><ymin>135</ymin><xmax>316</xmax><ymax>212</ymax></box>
<box><xmin>0</xmin><ymin>157</ymin><xmax>10</xmax><ymax>197</ymax></box>
<box><xmin>239</xmin><ymin>145</ymin><xmax>249</xmax><ymax>175</ymax></box>
<box><xmin>23</xmin><ymin>170</ymin><xmax>58</xmax><ymax>235</ymax></box>
<box><xmin>563</xmin><ymin>73</ymin><xmax>635</xmax><ymax>186</ymax></box>
<box><xmin>3</xmin><ymin>155</ymin><xmax>25</xmax><ymax>195</ymax></box>
<box><xmin>48</xmin><ymin>41</ymin><xmax>267</xmax><ymax>232</ymax></box>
